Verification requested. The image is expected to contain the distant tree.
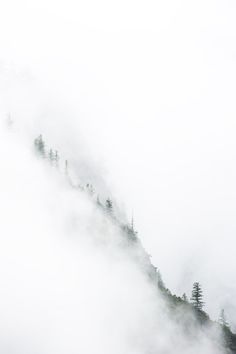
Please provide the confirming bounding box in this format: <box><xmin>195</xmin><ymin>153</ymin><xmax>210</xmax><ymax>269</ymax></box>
<box><xmin>65</xmin><ymin>160</ymin><xmax>68</xmax><ymax>175</ymax></box>
<box><xmin>106</xmin><ymin>198</ymin><xmax>113</xmax><ymax>213</ymax></box>
<box><xmin>191</xmin><ymin>282</ymin><xmax>204</xmax><ymax>310</ymax></box>
<box><xmin>49</xmin><ymin>148</ymin><xmax>54</xmax><ymax>164</ymax></box>
<box><xmin>34</xmin><ymin>134</ymin><xmax>45</xmax><ymax>158</ymax></box>
<box><xmin>182</xmin><ymin>293</ymin><xmax>188</xmax><ymax>302</ymax></box>
<box><xmin>131</xmin><ymin>215</ymin><xmax>134</xmax><ymax>232</ymax></box>
<box><xmin>157</xmin><ymin>270</ymin><xmax>165</xmax><ymax>290</ymax></box>
<box><xmin>54</xmin><ymin>150</ymin><xmax>59</xmax><ymax>167</ymax></box>
<box><xmin>86</xmin><ymin>184</ymin><xmax>95</xmax><ymax>196</ymax></box>
<box><xmin>6</xmin><ymin>113</ymin><xmax>13</xmax><ymax>127</ymax></box>
<box><xmin>96</xmin><ymin>195</ymin><xmax>102</xmax><ymax>206</ymax></box>
<box><xmin>219</xmin><ymin>309</ymin><xmax>230</xmax><ymax>328</ymax></box>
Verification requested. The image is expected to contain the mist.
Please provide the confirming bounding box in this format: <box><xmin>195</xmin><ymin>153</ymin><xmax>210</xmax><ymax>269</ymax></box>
<box><xmin>0</xmin><ymin>123</ymin><xmax>227</xmax><ymax>354</ymax></box>
<box><xmin>0</xmin><ymin>0</ymin><xmax>236</xmax><ymax>351</ymax></box>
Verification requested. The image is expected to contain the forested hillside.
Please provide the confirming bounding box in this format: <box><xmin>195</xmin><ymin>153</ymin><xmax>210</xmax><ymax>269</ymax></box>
<box><xmin>34</xmin><ymin>134</ymin><xmax>236</xmax><ymax>354</ymax></box>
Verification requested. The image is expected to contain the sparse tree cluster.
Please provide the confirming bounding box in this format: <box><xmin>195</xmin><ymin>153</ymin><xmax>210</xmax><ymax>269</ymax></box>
<box><xmin>34</xmin><ymin>135</ymin><xmax>60</xmax><ymax>168</ymax></box>
<box><xmin>86</xmin><ymin>183</ymin><xmax>95</xmax><ymax>196</ymax></box>
<box><xmin>33</xmin><ymin>136</ymin><xmax>118</xmax><ymax>219</ymax></box>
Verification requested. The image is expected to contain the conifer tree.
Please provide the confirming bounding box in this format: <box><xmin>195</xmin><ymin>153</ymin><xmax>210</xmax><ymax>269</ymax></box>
<box><xmin>34</xmin><ymin>134</ymin><xmax>45</xmax><ymax>158</ymax></box>
<box><xmin>49</xmin><ymin>149</ymin><xmax>54</xmax><ymax>164</ymax></box>
<box><xmin>191</xmin><ymin>282</ymin><xmax>204</xmax><ymax>310</ymax></box>
<box><xmin>54</xmin><ymin>150</ymin><xmax>59</xmax><ymax>167</ymax></box>
<box><xmin>219</xmin><ymin>309</ymin><xmax>230</xmax><ymax>328</ymax></box>
<box><xmin>131</xmin><ymin>215</ymin><xmax>134</xmax><ymax>232</ymax></box>
<box><xmin>96</xmin><ymin>195</ymin><xmax>102</xmax><ymax>206</ymax></box>
<box><xmin>86</xmin><ymin>184</ymin><xmax>95</xmax><ymax>196</ymax></box>
<box><xmin>182</xmin><ymin>293</ymin><xmax>188</xmax><ymax>302</ymax></box>
<box><xmin>106</xmin><ymin>198</ymin><xmax>113</xmax><ymax>213</ymax></box>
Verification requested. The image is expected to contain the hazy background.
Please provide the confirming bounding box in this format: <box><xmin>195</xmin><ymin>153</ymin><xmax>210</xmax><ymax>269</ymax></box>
<box><xmin>1</xmin><ymin>0</ymin><xmax>236</xmax><ymax>329</ymax></box>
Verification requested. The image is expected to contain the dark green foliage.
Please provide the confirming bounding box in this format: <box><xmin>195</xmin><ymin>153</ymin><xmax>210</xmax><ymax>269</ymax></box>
<box><xmin>191</xmin><ymin>282</ymin><xmax>204</xmax><ymax>310</ymax></box>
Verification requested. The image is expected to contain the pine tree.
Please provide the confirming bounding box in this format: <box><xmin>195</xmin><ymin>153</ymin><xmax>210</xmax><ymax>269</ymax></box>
<box><xmin>191</xmin><ymin>282</ymin><xmax>204</xmax><ymax>310</ymax></box>
<box><xmin>182</xmin><ymin>293</ymin><xmax>188</xmax><ymax>302</ymax></box>
<box><xmin>219</xmin><ymin>309</ymin><xmax>230</xmax><ymax>328</ymax></box>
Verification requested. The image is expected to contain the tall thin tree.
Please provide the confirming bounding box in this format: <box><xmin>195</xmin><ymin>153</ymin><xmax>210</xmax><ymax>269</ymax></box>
<box><xmin>191</xmin><ymin>282</ymin><xmax>204</xmax><ymax>310</ymax></box>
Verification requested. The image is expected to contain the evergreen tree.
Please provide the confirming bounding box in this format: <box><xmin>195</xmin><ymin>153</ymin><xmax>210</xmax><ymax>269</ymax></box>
<box><xmin>131</xmin><ymin>215</ymin><xmax>135</xmax><ymax>233</ymax></box>
<box><xmin>86</xmin><ymin>184</ymin><xmax>95</xmax><ymax>196</ymax></box>
<box><xmin>219</xmin><ymin>309</ymin><xmax>230</xmax><ymax>328</ymax></box>
<box><xmin>182</xmin><ymin>293</ymin><xmax>188</xmax><ymax>302</ymax></box>
<box><xmin>106</xmin><ymin>198</ymin><xmax>113</xmax><ymax>213</ymax></box>
<box><xmin>34</xmin><ymin>134</ymin><xmax>45</xmax><ymax>158</ymax></box>
<box><xmin>191</xmin><ymin>282</ymin><xmax>204</xmax><ymax>310</ymax></box>
<box><xmin>96</xmin><ymin>195</ymin><xmax>102</xmax><ymax>206</ymax></box>
<box><xmin>54</xmin><ymin>150</ymin><xmax>59</xmax><ymax>167</ymax></box>
<box><xmin>49</xmin><ymin>148</ymin><xmax>54</xmax><ymax>164</ymax></box>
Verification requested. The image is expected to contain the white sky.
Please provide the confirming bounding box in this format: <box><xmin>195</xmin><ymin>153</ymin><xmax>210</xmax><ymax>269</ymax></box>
<box><xmin>1</xmin><ymin>0</ymin><xmax>236</xmax><ymax>326</ymax></box>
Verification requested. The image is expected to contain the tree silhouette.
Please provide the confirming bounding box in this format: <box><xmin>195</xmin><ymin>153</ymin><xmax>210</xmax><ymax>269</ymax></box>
<box><xmin>34</xmin><ymin>135</ymin><xmax>45</xmax><ymax>158</ymax></box>
<box><xmin>191</xmin><ymin>282</ymin><xmax>204</xmax><ymax>310</ymax></box>
<box><xmin>49</xmin><ymin>149</ymin><xmax>54</xmax><ymax>164</ymax></box>
<box><xmin>219</xmin><ymin>309</ymin><xmax>230</xmax><ymax>328</ymax></box>
<box><xmin>106</xmin><ymin>198</ymin><xmax>113</xmax><ymax>213</ymax></box>
<box><xmin>54</xmin><ymin>150</ymin><xmax>59</xmax><ymax>167</ymax></box>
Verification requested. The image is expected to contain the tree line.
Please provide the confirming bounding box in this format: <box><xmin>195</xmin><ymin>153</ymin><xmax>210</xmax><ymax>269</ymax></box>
<box><xmin>181</xmin><ymin>281</ymin><xmax>230</xmax><ymax>329</ymax></box>
<box><xmin>34</xmin><ymin>135</ymin><xmax>135</xmax><ymax>232</ymax></box>
<box><xmin>34</xmin><ymin>134</ymin><xmax>231</xmax><ymax>333</ymax></box>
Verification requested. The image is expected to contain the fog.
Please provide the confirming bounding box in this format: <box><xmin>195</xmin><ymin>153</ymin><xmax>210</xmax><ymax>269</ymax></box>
<box><xmin>0</xmin><ymin>0</ymin><xmax>236</xmax><ymax>349</ymax></box>
<box><xmin>0</xmin><ymin>123</ymin><xmax>226</xmax><ymax>354</ymax></box>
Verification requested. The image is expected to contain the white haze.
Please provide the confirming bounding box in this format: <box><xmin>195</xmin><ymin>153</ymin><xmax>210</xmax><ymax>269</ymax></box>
<box><xmin>0</xmin><ymin>124</ymin><xmax>226</xmax><ymax>354</ymax></box>
<box><xmin>0</xmin><ymin>0</ymin><xmax>236</xmax><ymax>344</ymax></box>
